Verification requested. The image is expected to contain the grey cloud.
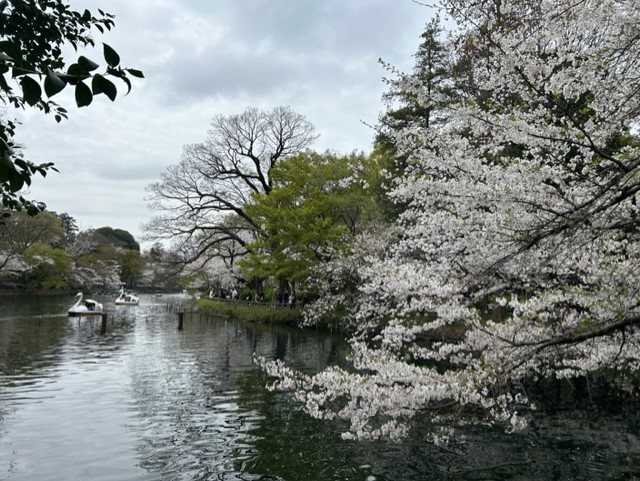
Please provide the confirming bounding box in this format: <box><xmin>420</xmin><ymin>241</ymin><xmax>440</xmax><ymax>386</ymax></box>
<box><xmin>138</xmin><ymin>0</ymin><xmax>431</xmax><ymax>103</ymax></box>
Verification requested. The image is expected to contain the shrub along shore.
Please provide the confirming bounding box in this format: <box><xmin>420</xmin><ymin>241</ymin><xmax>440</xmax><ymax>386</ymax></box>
<box><xmin>195</xmin><ymin>298</ymin><xmax>305</xmax><ymax>325</ymax></box>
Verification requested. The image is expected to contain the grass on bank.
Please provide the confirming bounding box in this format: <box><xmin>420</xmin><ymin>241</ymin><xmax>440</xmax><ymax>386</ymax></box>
<box><xmin>195</xmin><ymin>298</ymin><xmax>304</xmax><ymax>325</ymax></box>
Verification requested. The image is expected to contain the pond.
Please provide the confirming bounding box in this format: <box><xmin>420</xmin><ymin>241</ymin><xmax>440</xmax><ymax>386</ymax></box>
<box><xmin>0</xmin><ymin>294</ymin><xmax>639</xmax><ymax>480</ymax></box>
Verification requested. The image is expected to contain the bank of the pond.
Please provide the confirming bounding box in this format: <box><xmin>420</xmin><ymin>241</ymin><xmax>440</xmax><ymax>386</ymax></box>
<box><xmin>194</xmin><ymin>298</ymin><xmax>469</xmax><ymax>339</ymax></box>
<box><xmin>195</xmin><ymin>298</ymin><xmax>305</xmax><ymax>325</ymax></box>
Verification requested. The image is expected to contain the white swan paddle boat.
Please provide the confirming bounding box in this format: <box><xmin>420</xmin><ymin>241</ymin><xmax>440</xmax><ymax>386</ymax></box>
<box><xmin>68</xmin><ymin>292</ymin><xmax>104</xmax><ymax>317</ymax></box>
<box><xmin>115</xmin><ymin>288</ymin><xmax>139</xmax><ymax>306</ymax></box>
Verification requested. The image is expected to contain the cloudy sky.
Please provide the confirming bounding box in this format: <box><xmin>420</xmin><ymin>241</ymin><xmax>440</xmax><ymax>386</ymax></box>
<box><xmin>15</xmin><ymin>0</ymin><xmax>433</xmax><ymax>249</ymax></box>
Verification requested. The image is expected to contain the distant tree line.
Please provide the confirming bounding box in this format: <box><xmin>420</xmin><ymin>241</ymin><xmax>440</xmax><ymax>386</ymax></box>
<box><xmin>0</xmin><ymin>210</ymin><xmax>179</xmax><ymax>292</ymax></box>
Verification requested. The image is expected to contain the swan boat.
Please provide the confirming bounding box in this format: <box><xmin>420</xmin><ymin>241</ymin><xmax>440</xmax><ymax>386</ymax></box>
<box><xmin>115</xmin><ymin>288</ymin><xmax>139</xmax><ymax>306</ymax></box>
<box><xmin>68</xmin><ymin>292</ymin><xmax>104</xmax><ymax>316</ymax></box>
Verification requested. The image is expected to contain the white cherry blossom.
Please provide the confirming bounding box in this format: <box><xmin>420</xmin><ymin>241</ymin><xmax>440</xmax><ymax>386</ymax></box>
<box><xmin>262</xmin><ymin>0</ymin><xmax>640</xmax><ymax>441</ymax></box>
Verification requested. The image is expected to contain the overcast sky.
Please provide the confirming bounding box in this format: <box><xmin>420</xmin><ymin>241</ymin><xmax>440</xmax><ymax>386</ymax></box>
<box><xmin>15</xmin><ymin>0</ymin><xmax>433</xmax><ymax>249</ymax></box>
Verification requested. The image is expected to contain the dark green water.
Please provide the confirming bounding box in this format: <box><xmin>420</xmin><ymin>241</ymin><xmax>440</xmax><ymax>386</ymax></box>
<box><xmin>0</xmin><ymin>294</ymin><xmax>639</xmax><ymax>480</ymax></box>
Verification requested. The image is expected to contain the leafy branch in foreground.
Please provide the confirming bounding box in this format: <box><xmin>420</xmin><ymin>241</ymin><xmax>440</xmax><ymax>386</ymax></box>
<box><xmin>0</xmin><ymin>0</ymin><xmax>143</xmax><ymax>214</ymax></box>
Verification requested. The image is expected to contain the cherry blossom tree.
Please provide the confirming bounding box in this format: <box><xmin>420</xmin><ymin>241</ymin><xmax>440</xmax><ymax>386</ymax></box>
<box><xmin>68</xmin><ymin>229</ymin><xmax>127</xmax><ymax>289</ymax></box>
<box><xmin>261</xmin><ymin>0</ymin><xmax>640</xmax><ymax>441</ymax></box>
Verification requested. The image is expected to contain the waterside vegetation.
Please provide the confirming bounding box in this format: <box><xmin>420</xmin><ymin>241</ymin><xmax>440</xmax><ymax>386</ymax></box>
<box><xmin>196</xmin><ymin>298</ymin><xmax>304</xmax><ymax>325</ymax></box>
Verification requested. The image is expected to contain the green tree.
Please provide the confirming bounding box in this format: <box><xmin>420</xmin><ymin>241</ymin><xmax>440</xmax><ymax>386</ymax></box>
<box><xmin>146</xmin><ymin>241</ymin><xmax>165</xmax><ymax>263</ymax></box>
<box><xmin>374</xmin><ymin>17</ymin><xmax>454</xmax><ymax>220</ymax></box>
<box><xmin>0</xmin><ymin>0</ymin><xmax>143</xmax><ymax>214</ymax></box>
<box><xmin>53</xmin><ymin>211</ymin><xmax>78</xmax><ymax>246</ymax></box>
<box><xmin>118</xmin><ymin>248</ymin><xmax>143</xmax><ymax>287</ymax></box>
<box><xmin>95</xmin><ymin>226</ymin><xmax>140</xmax><ymax>251</ymax></box>
<box><xmin>240</xmin><ymin>151</ymin><xmax>377</xmax><ymax>289</ymax></box>
<box><xmin>0</xmin><ymin>208</ymin><xmax>63</xmax><ymax>273</ymax></box>
<box><xmin>75</xmin><ymin>241</ymin><xmax>117</xmax><ymax>267</ymax></box>
<box><xmin>379</xmin><ymin>16</ymin><xmax>451</xmax><ymax>141</ymax></box>
<box><xmin>23</xmin><ymin>241</ymin><xmax>71</xmax><ymax>288</ymax></box>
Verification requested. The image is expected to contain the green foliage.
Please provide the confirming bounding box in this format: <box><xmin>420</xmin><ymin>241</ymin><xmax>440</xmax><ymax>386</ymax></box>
<box><xmin>196</xmin><ymin>298</ymin><xmax>303</xmax><ymax>325</ymax></box>
<box><xmin>371</xmin><ymin>18</ymin><xmax>456</xmax><ymax>224</ymax></box>
<box><xmin>0</xmin><ymin>0</ymin><xmax>143</xmax><ymax>213</ymax></box>
<box><xmin>118</xmin><ymin>248</ymin><xmax>144</xmax><ymax>287</ymax></box>
<box><xmin>23</xmin><ymin>241</ymin><xmax>71</xmax><ymax>288</ymax></box>
<box><xmin>176</xmin><ymin>273</ymin><xmax>198</xmax><ymax>292</ymax></box>
<box><xmin>240</xmin><ymin>150</ymin><xmax>378</xmax><ymax>283</ymax></box>
<box><xmin>262</xmin><ymin>287</ymin><xmax>274</xmax><ymax>302</ymax></box>
<box><xmin>378</xmin><ymin>17</ymin><xmax>451</xmax><ymax>144</ymax></box>
<box><xmin>237</xmin><ymin>287</ymin><xmax>255</xmax><ymax>301</ymax></box>
<box><xmin>95</xmin><ymin>226</ymin><xmax>140</xmax><ymax>250</ymax></box>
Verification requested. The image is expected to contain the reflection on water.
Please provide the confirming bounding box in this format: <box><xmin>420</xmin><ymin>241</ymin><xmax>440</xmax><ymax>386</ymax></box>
<box><xmin>0</xmin><ymin>293</ymin><xmax>639</xmax><ymax>481</ymax></box>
